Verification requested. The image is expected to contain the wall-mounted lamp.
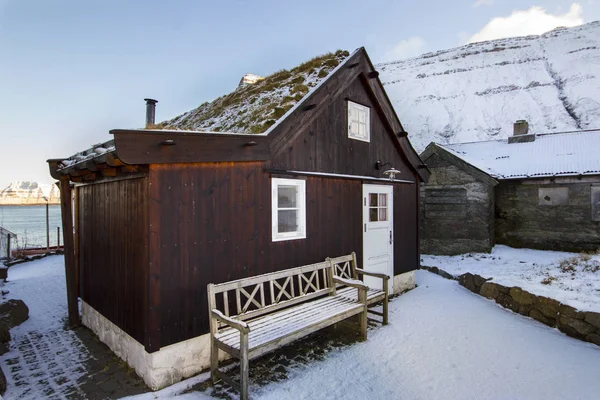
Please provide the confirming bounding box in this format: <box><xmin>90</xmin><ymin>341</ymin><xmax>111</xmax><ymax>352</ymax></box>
<box><xmin>375</xmin><ymin>160</ymin><xmax>401</xmax><ymax>180</ymax></box>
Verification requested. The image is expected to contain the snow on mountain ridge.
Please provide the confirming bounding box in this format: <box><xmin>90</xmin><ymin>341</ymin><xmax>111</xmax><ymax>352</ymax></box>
<box><xmin>0</xmin><ymin>181</ymin><xmax>60</xmax><ymax>205</ymax></box>
<box><xmin>377</xmin><ymin>21</ymin><xmax>600</xmax><ymax>152</ymax></box>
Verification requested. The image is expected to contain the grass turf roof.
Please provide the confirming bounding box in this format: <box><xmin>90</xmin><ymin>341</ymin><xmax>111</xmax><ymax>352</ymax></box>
<box><xmin>157</xmin><ymin>50</ymin><xmax>350</xmax><ymax>134</ymax></box>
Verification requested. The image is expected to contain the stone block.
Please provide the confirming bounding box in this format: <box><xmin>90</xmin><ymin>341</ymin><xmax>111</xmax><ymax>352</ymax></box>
<box><xmin>559</xmin><ymin>304</ymin><xmax>585</xmax><ymax>320</ymax></box>
<box><xmin>585</xmin><ymin>334</ymin><xmax>600</xmax><ymax>347</ymax></box>
<box><xmin>479</xmin><ymin>282</ymin><xmax>509</xmax><ymax>300</ymax></box>
<box><xmin>458</xmin><ymin>273</ymin><xmax>477</xmax><ymax>293</ymax></box>
<box><xmin>0</xmin><ymin>299</ymin><xmax>29</xmax><ymax>329</ymax></box>
<box><xmin>496</xmin><ymin>293</ymin><xmax>519</xmax><ymax>312</ymax></box>
<box><xmin>530</xmin><ymin>309</ymin><xmax>555</xmax><ymax>327</ymax></box>
<box><xmin>517</xmin><ymin>304</ymin><xmax>533</xmax><ymax>316</ymax></box>
<box><xmin>0</xmin><ymin>365</ymin><xmax>5</xmax><ymax>395</ymax></box>
<box><xmin>558</xmin><ymin>315</ymin><xmax>595</xmax><ymax>338</ymax></box>
<box><xmin>509</xmin><ymin>287</ymin><xmax>536</xmax><ymax>306</ymax></box>
<box><xmin>534</xmin><ymin>296</ymin><xmax>560</xmax><ymax>320</ymax></box>
<box><xmin>585</xmin><ymin>312</ymin><xmax>600</xmax><ymax>330</ymax></box>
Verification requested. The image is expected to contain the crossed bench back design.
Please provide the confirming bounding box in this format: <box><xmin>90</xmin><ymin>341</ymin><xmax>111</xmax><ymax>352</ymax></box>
<box><xmin>208</xmin><ymin>261</ymin><xmax>335</xmax><ymax>325</ymax></box>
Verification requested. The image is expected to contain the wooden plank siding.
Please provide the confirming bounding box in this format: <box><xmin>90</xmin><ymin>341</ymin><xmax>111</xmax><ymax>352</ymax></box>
<box><xmin>78</xmin><ymin>177</ymin><xmax>148</xmax><ymax>344</ymax></box>
<box><xmin>150</xmin><ymin>162</ymin><xmax>367</xmax><ymax>347</ymax></box>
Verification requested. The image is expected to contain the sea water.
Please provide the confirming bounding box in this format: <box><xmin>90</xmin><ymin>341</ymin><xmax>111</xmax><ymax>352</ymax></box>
<box><xmin>0</xmin><ymin>205</ymin><xmax>62</xmax><ymax>248</ymax></box>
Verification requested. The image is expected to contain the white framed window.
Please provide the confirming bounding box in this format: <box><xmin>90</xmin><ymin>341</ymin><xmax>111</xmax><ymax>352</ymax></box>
<box><xmin>272</xmin><ymin>178</ymin><xmax>306</xmax><ymax>241</ymax></box>
<box><xmin>348</xmin><ymin>100</ymin><xmax>370</xmax><ymax>142</ymax></box>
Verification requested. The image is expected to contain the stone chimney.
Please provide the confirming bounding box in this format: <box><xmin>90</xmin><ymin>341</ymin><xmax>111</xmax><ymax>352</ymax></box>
<box><xmin>513</xmin><ymin>120</ymin><xmax>529</xmax><ymax>135</ymax></box>
<box><xmin>508</xmin><ymin>119</ymin><xmax>535</xmax><ymax>144</ymax></box>
<box><xmin>144</xmin><ymin>98</ymin><xmax>158</xmax><ymax>128</ymax></box>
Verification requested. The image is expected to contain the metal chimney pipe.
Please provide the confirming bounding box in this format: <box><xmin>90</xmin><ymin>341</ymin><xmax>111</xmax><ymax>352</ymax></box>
<box><xmin>144</xmin><ymin>98</ymin><xmax>158</xmax><ymax>128</ymax></box>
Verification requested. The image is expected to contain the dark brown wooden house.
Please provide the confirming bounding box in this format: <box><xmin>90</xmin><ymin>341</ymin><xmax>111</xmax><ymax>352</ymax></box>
<box><xmin>47</xmin><ymin>47</ymin><xmax>429</xmax><ymax>389</ymax></box>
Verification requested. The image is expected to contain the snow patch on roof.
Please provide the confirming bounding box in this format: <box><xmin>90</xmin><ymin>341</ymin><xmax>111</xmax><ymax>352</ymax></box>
<box><xmin>439</xmin><ymin>129</ymin><xmax>600</xmax><ymax>179</ymax></box>
<box><xmin>158</xmin><ymin>50</ymin><xmax>351</xmax><ymax>134</ymax></box>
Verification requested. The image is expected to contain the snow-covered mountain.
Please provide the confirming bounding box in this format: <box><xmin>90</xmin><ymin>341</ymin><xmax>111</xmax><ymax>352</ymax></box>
<box><xmin>377</xmin><ymin>21</ymin><xmax>600</xmax><ymax>152</ymax></box>
<box><xmin>0</xmin><ymin>181</ymin><xmax>60</xmax><ymax>206</ymax></box>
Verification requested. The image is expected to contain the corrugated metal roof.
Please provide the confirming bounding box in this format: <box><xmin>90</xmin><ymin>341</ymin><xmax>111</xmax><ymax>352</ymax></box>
<box><xmin>440</xmin><ymin>129</ymin><xmax>600</xmax><ymax>179</ymax></box>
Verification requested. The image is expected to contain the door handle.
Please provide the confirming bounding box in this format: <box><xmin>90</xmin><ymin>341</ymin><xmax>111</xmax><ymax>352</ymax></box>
<box><xmin>389</xmin><ymin>231</ymin><xmax>392</xmax><ymax>245</ymax></box>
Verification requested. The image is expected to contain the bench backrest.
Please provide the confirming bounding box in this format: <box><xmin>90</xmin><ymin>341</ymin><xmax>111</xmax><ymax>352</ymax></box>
<box><xmin>329</xmin><ymin>252</ymin><xmax>358</xmax><ymax>281</ymax></box>
<box><xmin>207</xmin><ymin>261</ymin><xmax>335</xmax><ymax>325</ymax></box>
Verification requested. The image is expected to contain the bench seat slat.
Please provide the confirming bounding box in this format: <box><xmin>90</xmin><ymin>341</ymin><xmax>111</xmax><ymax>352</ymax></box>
<box><xmin>218</xmin><ymin>297</ymin><xmax>361</xmax><ymax>346</ymax></box>
<box><xmin>215</xmin><ymin>294</ymin><xmax>347</xmax><ymax>342</ymax></box>
<box><xmin>336</xmin><ymin>287</ymin><xmax>385</xmax><ymax>304</ymax></box>
<box><xmin>215</xmin><ymin>295</ymin><xmax>362</xmax><ymax>352</ymax></box>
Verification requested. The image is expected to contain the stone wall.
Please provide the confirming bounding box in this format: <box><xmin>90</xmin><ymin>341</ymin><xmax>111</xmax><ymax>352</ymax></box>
<box><xmin>459</xmin><ymin>272</ymin><xmax>600</xmax><ymax>347</ymax></box>
<box><xmin>420</xmin><ymin>152</ymin><xmax>496</xmax><ymax>255</ymax></box>
<box><xmin>495</xmin><ymin>180</ymin><xmax>600</xmax><ymax>252</ymax></box>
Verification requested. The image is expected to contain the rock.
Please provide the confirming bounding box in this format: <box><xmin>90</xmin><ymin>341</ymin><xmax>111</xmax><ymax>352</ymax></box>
<box><xmin>479</xmin><ymin>282</ymin><xmax>509</xmax><ymax>299</ymax></box>
<box><xmin>0</xmin><ymin>322</ymin><xmax>9</xmax><ymax>343</ymax></box>
<box><xmin>584</xmin><ymin>312</ymin><xmax>600</xmax><ymax>330</ymax></box>
<box><xmin>0</xmin><ymin>299</ymin><xmax>29</xmax><ymax>328</ymax></box>
<box><xmin>0</xmin><ymin>364</ymin><xmax>5</xmax><ymax>394</ymax></box>
<box><xmin>496</xmin><ymin>293</ymin><xmax>520</xmax><ymax>312</ymax></box>
<box><xmin>517</xmin><ymin>304</ymin><xmax>533</xmax><ymax>316</ymax></box>
<box><xmin>530</xmin><ymin>309</ymin><xmax>555</xmax><ymax>327</ymax></box>
<box><xmin>585</xmin><ymin>333</ymin><xmax>600</xmax><ymax>346</ymax></box>
<box><xmin>559</xmin><ymin>304</ymin><xmax>585</xmax><ymax>320</ymax></box>
<box><xmin>558</xmin><ymin>315</ymin><xmax>595</xmax><ymax>337</ymax></box>
<box><xmin>534</xmin><ymin>296</ymin><xmax>560</xmax><ymax>320</ymax></box>
<box><xmin>437</xmin><ymin>269</ymin><xmax>455</xmax><ymax>280</ymax></box>
<box><xmin>509</xmin><ymin>287</ymin><xmax>536</xmax><ymax>306</ymax></box>
<box><xmin>459</xmin><ymin>273</ymin><xmax>477</xmax><ymax>293</ymax></box>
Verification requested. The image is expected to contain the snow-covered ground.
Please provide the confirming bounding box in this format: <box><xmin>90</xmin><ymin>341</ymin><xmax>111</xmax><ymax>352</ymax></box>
<box><xmin>0</xmin><ymin>256</ymin><xmax>93</xmax><ymax>399</ymax></box>
<box><xmin>127</xmin><ymin>270</ymin><xmax>600</xmax><ymax>400</ymax></box>
<box><xmin>423</xmin><ymin>245</ymin><xmax>600</xmax><ymax>313</ymax></box>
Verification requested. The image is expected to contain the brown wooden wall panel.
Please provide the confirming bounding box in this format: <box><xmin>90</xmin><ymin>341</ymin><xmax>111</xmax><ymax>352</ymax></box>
<box><xmin>150</xmin><ymin>163</ymin><xmax>365</xmax><ymax>347</ymax></box>
<box><xmin>78</xmin><ymin>177</ymin><xmax>148</xmax><ymax>344</ymax></box>
<box><xmin>394</xmin><ymin>182</ymin><xmax>420</xmax><ymax>275</ymax></box>
<box><xmin>271</xmin><ymin>78</ymin><xmax>415</xmax><ymax>181</ymax></box>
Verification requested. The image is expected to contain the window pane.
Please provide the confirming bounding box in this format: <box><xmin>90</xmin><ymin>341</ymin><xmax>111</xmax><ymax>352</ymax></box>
<box><xmin>369</xmin><ymin>208</ymin><xmax>378</xmax><ymax>222</ymax></box>
<box><xmin>278</xmin><ymin>185</ymin><xmax>297</xmax><ymax>208</ymax></box>
<box><xmin>369</xmin><ymin>193</ymin><xmax>378</xmax><ymax>206</ymax></box>
<box><xmin>351</xmin><ymin>122</ymin><xmax>359</xmax><ymax>135</ymax></box>
<box><xmin>358</xmin><ymin>124</ymin><xmax>365</xmax><ymax>136</ymax></box>
<box><xmin>278</xmin><ymin>210</ymin><xmax>298</xmax><ymax>232</ymax></box>
<box><xmin>379</xmin><ymin>194</ymin><xmax>387</xmax><ymax>206</ymax></box>
<box><xmin>358</xmin><ymin>110</ymin><xmax>365</xmax><ymax>123</ymax></box>
<box><xmin>378</xmin><ymin>207</ymin><xmax>387</xmax><ymax>221</ymax></box>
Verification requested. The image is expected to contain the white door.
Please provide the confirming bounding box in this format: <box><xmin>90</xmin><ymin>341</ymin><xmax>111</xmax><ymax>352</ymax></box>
<box><xmin>362</xmin><ymin>184</ymin><xmax>394</xmax><ymax>294</ymax></box>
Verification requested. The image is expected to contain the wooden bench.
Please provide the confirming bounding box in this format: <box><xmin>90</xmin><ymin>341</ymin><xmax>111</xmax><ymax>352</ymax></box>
<box><xmin>207</xmin><ymin>260</ymin><xmax>368</xmax><ymax>400</ymax></box>
<box><xmin>328</xmin><ymin>252</ymin><xmax>390</xmax><ymax>325</ymax></box>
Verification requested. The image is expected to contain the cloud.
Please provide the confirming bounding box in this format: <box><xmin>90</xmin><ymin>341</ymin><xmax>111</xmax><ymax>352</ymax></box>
<box><xmin>468</xmin><ymin>3</ymin><xmax>584</xmax><ymax>43</ymax></box>
<box><xmin>474</xmin><ymin>0</ymin><xmax>494</xmax><ymax>7</ymax></box>
<box><xmin>380</xmin><ymin>37</ymin><xmax>426</xmax><ymax>62</ymax></box>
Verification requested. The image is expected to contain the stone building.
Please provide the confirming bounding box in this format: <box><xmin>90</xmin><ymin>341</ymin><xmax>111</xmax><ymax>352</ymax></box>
<box><xmin>421</xmin><ymin>123</ymin><xmax>600</xmax><ymax>254</ymax></box>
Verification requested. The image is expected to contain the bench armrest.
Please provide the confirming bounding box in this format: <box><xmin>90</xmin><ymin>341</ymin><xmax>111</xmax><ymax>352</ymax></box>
<box><xmin>355</xmin><ymin>268</ymin><xmax>390</xmax><ymax>280</ymax></box>
<box><xmin>211</xmin><ymin>309</ymin><xmax>250</xmax><ymax>334</ymax></box>
<box><xmin>333</xmin><ymin>276</ymin><xmax>368</xmax><ymax>291</ymax></box>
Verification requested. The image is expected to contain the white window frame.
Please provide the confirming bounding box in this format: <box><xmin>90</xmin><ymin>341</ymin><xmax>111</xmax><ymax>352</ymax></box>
<box><xmin>347</xmin><ymin>100</ymin><xmax>370</xmax><ymax>142</ymax></box>
<box><xmin>272</xmin><ymin>178</ymin><xmax>306</xmax><ymax>242</ymax></box>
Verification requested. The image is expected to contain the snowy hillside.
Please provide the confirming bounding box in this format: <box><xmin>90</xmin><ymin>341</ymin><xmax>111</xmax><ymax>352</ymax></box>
<box><xmin>377</xmin><ymin>21</ymin><xmax>600</xmax><ymax>152</ymax></box>
<box><xmin>0</xmin><ymin>181</ymin><xmax>60</xmax><ymax>205</ymax></box>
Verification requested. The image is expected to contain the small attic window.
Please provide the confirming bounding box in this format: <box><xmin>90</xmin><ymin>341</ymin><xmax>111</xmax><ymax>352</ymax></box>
<box><xmin>348</xmin><ymin>101</ymin><xmax>370</xmax><ymax>142</ymax></box>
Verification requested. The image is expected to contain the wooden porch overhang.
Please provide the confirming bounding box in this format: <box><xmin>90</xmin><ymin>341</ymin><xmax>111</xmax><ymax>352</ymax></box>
<box><xmin>47</xmin><ymin>129</ymin><xmax>273</xmax><ymax>183</ymax></box>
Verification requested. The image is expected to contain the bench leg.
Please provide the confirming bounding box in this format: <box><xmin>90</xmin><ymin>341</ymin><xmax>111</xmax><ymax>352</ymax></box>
<box><xmin>240</xmin><ymin>332</ymin><xmax>249</xmax><ymax>400</ymax></box>
<box><xmin>210</xmin><ymin>335</ymin><xmax>219</xmax><ymax>382</ymax></box>
<box><xmin>360</xmin><ymin>308</ymin><xmax>367</xmax><ymax>341</ymax></box>
<box><xmin>383</xmin><ymin>279</ymin><xmax>389</xmax><ymax>326</ymax></box>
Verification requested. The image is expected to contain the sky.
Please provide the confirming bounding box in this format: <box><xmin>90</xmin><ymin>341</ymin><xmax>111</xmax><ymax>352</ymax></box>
<box><xmin>0</xmin><ymin>0</ymin><xmax>598</xmax><ymax>188</ymax></box>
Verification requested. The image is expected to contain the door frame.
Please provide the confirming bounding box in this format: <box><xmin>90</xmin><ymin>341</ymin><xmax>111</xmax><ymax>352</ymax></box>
<box><xmin>362</xmin><ymin>183</ymin><xmax>394</xmax><ymax>293</ymax></box>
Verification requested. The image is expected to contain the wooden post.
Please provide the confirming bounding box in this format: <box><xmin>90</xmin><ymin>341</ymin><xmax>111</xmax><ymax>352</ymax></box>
<box><xmin>59</xmin><ymin>177</ymin><xmax>80</xmax><ymax>327</ymax></box>
<box><xmin>46</xmin><ymin>201</ymin><xmax>50</xmax><ymax>252</ymax></box>
<box><xmin>6</xmin><ymin>234</ymin><xmax>10</xmax><ymax>261</ymax></box>
<box><xmin>57</xmin><ymin>227</ymin><xmax>61</xmax><ymax>248</ymax></box>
